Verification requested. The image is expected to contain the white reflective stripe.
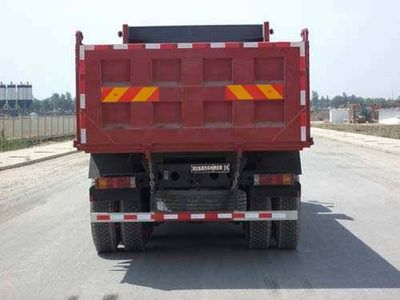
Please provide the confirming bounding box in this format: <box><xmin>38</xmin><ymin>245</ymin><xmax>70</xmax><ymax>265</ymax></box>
<box><xmin>137</xmin><ymin>213</ymin><xmax>152</xmax><ymax>221</ymax></box>
<box><xmin>300</xmin><ymin>90</ymin><xmax>306</xmax><ymax>106</ymax></box>
<box><xmin>91</xmin><ymin>210</ymin><xmax>298</xmax><ymax>222</ymax></box>
<box><xmin>129</xmin><ymin>177</ymin><xmax>136</xmax><ymax>188</ymax></box>
<box><xmin>80</xmin><ymin>129</ymin><xmax>86</xmax><ymax>144</ymax></box>
<box><xmin>243</xmin><ymin>42</ymin><xmax>258</xmax><ymax>48</ymax></box>
<box><xmin>163</xmin><ymin>214</ymin><xmax>178</xmax><ymax>220</ymax></box>
<box><xmin>79</xmin><ymin>45</ymin><xmax>85</xmax><ymax>60</ymax></box>
<box><xmin>113</xmin><ymin>44</ymin><xmax>128</xmax><ymax>50</ymax></box>
<box><xmin>191</xmin><ymin>213</ymin><xmax>205</xmax><ymax>220</ymax></box>
<box><xmin>80</xmin><ymin>45</ymin><xmax>95</xmax><ymax>60</ymax></box>
<box><xmin>218</xmin><ymin>213</ymin><xmax>232</xmax><ymax>219</ymax></box>
<box><xmin>273</xmin><ymin>210</ymin><xmax>298</xmax><ymax>220</ymax></box>
<box><xmin>84</xmin><ymin>45</ymin><xmax>95</xmax><ymax>51</ymax></box>
<box><xmin>90</xmin><ymin>214</ymin><xmax>99</xmax><ymax>222</ymax></box>
<box><xmin>145</xmin><ymin>43</ymin><xmax>160</xmax><ymax>49</ymax></box>
<box><xmin>253</xmin><ymin>174</ymin><xmax>260</xmax><ymax>186</ymax></box>
<box><xmin>210</xmin><ymin>42</ymin><xmax>225</xmax><ymax>48</ymax></box>
<box><xmin>272</xmin><ymin>212</ymin><xmax>286</xmax><ymax>219</ymax></box>
<box><xmin>290</xmin><ymin>41</ymin><xmax>305</xmax><ymax>57</ymax></box>
<box><xmin>177</xmin><ymin>43</ymin><xmax>193</xmax><ymax>49</ymax></box>
<box><xmin>110</xmin><ymin>213</ymin><xmax>124</xmax><ymax>222</ymax></box>
<box><xmin>245</xmin><ymin>212</ymin><xmax>259</xmax><ymax>219</ymax></box>
<box><xmin>288</xmin><ymin>210</ymin><xmax>298</xmax><ymax>220</ymax></box>
<box><xmin>80</xmin><ymin>94</ymin><xmax>86</xmax><ymax>109</ymax></box>
<box><xmin>301</xmin><ymin>126</ymin><xmax>307</xmax><ymax>141</ymax></box>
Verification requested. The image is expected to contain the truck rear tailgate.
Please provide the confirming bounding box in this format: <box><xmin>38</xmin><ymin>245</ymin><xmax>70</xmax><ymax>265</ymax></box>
<box><xmin>75</xmin><ymin>33</ymin><xmax>311</xmax><ymax>153</ymax></box>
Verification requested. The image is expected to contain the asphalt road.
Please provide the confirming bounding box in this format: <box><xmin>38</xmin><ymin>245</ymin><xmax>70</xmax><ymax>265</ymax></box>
<box><xmin>0</xmin><ymin>136</ymin><xmax>400</xmax><ymax>300</ymax></box>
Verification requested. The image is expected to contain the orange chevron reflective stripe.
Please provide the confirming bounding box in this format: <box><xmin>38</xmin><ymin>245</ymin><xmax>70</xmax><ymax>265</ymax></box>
<box><xmin>225</xmin><ymin>84</ymin><xmax>284</xmax><ymax>100</ymax></box>
<box><xmin>101</xmin><ymin>87</ymin><xmax>159</xmax><ymax>102</ymax></box>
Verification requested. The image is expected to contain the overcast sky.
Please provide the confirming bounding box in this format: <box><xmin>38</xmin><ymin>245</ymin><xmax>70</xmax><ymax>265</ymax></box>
<box><xmin>0</xmin><ymin>0</ymin><xmax>399</xmax><ymax>99</ymax></box>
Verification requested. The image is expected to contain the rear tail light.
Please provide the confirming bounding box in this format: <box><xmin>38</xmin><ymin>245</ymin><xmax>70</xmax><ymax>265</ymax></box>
<box><xmin>253</xmin><ymin>174</ymin><xmax>295</xmax><ymax>186</ymax></box>
<box><xmin>95</xmin><ymin>176</ymin><xmax>136</xmax><ymax>189</ymax></box>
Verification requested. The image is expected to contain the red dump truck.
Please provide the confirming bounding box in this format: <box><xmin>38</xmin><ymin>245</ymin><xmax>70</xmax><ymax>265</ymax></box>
<box><xmin>74</xmin><ymin>22</ymin><xmax>312</xmax><ymax>253</ymax></box>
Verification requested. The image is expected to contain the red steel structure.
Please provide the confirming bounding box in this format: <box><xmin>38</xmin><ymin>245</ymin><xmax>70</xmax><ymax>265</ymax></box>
<box><xmin>74</xmin><ymin>28</ymin><xmax>312</xmax><ymax>153</ymax></box>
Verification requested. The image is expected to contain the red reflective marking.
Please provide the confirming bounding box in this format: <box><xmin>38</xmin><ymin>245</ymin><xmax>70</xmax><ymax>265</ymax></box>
<box><xmin>244</xmin><ymin>85</ymin><xmax>267</xmax><ymax>99</ymax></box>
<box><xmin>124</xmin><ymin>214</ymin><xmax>137</xmax><ymax>220</ymax></box>
<box><xmin>147</xmin><ymin>88</ymin><xmax>160</xmax><ymax>102</ymax></box>
<box><xmin>101</xmin><ymin>87</ymin><xmax>113</xmax><ymax>100</ymax></box>
<box><xmin>225</xmin><ymin>87</ymin><xmax>237</xmax><ymax>100</ymax></box>
<box><xmin>119</xmin><ymin>87</ymin><xmax>141</xmax><ymax>102</ymax></box>
<box><xmin>232</xmin><ymin>212</ymin><xmax>245</xmax><ymax>219</ymax></box>
<box><xmin>79</xmin><ymin>111</ymin><xmax>87</xmax><ymax>127</ymax></box>
<box><xmin>226</xmin><ymin>42</ymin><xmax>241</xmax><ymax>48</ymax></box>
<box><xmin>275</xmin><ymin>42</ymin><xmax>291</xmax><ymax>48</ymax></box>
<box><xmin>160</xmin><ymin>43</ymin><xmax>176</xmax><ymax>50</ymax></box>
<box><xmin>79</xmin><ymin>80</ymin><xmax>85</xmax><ymax>94</ymax></box>
<box><xmin>193</xmin><ymin>43</ymin><xmax>209</xmax><ymax>49</ymax></box>
<box><xmin>260</xmin><ymin>174</ymin><xmax>281</xmax><ymax>185</ymax></box>
<box><xmin>111</xmin><ymin>177</ymin><xmax>129</xmax><ymax>188</ymax></box>
<box><xmin>300</xmin><ymin>76</ymin><xmax>307</xmax><ymax>90</ymax></box>
<box><xmin>128</xmin><ymin>44</ymin><xmax>144</xmax><ymax>50</ymax></box>
<box><xmin>272</xmin><ymin>83</ymin><xmax>284</xmax><ymax>98</ymax></box>
<box><xmin>79</xmin><ymin>61</ymin><xmax>85</xmax><ymax>75</ymax></box>
<box><xmin>97</xmin><ymin>214</ymin><xmax>110</xmax><ymax>221</ymax></box>
<box><xmin>299</xmin><ymin>57</ymin><xmax>306</xmax><ymax>71</ymax></box>
<box><xmin>152</xmin><ymin>213</ymin><xmax>165</xmax><ymax>222</ymax></box>
<box><xmin>94</xmin><ymin>45</ymin><xmax>111</xmax><ymax>50</ymax></box>
<box><xmin>204</xmin><ymin>212</ymin><xmax>219</xmax><ymax>221</ymax></box>
<box><xmin>258</xmin><ymin>42</ymin><xmax>273</xmax><ymax>48</ymax></box>
<box><xmin>300</xmin><ymin>111</ymin><xmax>307</xmax><ymax>126</ymax></box>
<box><xmin>178</xmin><ymin>213</ymin><xmax>191</xmax><ymax>221</ymax></box>
<box><xmin>259</xmin><ymin>212</ymin><xmax>272</xmax><ymax>219</ymax></box>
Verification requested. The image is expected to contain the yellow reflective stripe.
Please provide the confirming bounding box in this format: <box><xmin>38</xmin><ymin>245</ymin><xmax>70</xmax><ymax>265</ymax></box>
<box><xmin>102</xmin><ymin>87</ymin><xmax>128</xmax><ymax>102</ymax></box>
<box><xmin>257</xmin><ymin>84</ymin><xmax>283</xmax><ymax>100</ymax></box>
<box><xmin>133</xmin><ymin>87</ymin><xmax>158</xmax><ymax>102</ymax></box>
<box><xmin>227</xmin><ymin>85</ymin><xmax>253</xmax><ymax>100</ymax></box>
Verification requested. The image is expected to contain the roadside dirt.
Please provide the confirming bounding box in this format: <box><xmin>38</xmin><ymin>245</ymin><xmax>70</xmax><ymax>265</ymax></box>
<box><xmin>312</xmin><ymin>123</ymin><xmax>400</xmax><ymax>139</ymax></box>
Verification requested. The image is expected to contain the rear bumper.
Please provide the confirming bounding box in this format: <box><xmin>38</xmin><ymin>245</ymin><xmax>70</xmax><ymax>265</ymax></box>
<box><xmin>91</xmin><ymin>210</ymin><xmax>298</xmax><ymax>223</ymax></box>
<box><xmin>75</xmin><ymin>140</ymin><xmax>313</xmax><ymax>153</ymax></box>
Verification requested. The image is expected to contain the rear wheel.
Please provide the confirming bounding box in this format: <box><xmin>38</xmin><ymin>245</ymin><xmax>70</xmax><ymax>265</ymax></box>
<box><xmin>90</xmin><ymin>200</ymin><xmax>119</xmax><ymax>254</ymax></box>
<box><xmin>120</xmin><ymin>191</ymin><xmax>148</xmax><ymax>252</ymax></box>
<box><xmin>275</xmin><ymin>196</ymin><xmax>301</xmax><ymax>249</ymax></box>
<box><xmin>246</xmin><ymin>188</ymin><xmax>272</xmax><ymax>249</ymax></box>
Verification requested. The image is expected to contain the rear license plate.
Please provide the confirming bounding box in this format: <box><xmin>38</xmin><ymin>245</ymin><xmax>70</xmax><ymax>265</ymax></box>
<box><xmin>191</xmin><ymin>163</ymin><xmax>230</xmax><ymax>173</ymax></box>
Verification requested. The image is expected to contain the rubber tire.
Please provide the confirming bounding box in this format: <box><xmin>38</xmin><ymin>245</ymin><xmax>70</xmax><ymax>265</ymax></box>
<box><xmin>246</xmin><ymin>188</ymin><xmax>272</xmax><ymax>249</ymax></box>
<box><xmin>120</xmin><ymin>192</ymin><xmax>147</xmax><ymax>252</ymax></box>
<box><xmin>90</xmin><ymin>201</ymin><xmax>118</xmax><ymax>254</ymax></box>
<box><xmin>275</xmin><ymin>196</ymin><xmax>301</xmax><ymax>249</ymax></box>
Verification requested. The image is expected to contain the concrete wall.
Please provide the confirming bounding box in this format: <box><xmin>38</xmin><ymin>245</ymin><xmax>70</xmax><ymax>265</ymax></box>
<box><xmin>0</xmin><ymin>116</ymin><xmax>75</xmax><ymax>140</ymax></box>
<box><xmin>379</xmin><ymin>108</ymin><xmax>400</xmax><ymax>123</ymax></box>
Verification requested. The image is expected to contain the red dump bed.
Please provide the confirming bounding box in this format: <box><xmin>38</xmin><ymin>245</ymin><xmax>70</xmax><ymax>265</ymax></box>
<box><xmin>74</xmin><ymin>27</ymin><xmax>312</xmax><ymax>153</ymax></box>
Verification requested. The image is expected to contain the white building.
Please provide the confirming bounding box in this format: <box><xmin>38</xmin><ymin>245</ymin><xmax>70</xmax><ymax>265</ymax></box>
<box><xmin>329</xmin><ymin>109</ymin><xmax>349</xmax><ymax>124</ymax></box>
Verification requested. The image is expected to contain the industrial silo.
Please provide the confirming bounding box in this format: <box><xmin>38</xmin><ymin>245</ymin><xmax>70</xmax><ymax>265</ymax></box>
<box><xmin>26</xmin><ymin>82</ymin><xmax>33</xmax><ymax>111</ymax></box>
<box><xmin>6</xmin><ymin>82</ymin><xmax>17</xmax><ymax>110</ymax></box>
<box><xmin>0</xmin><ymin>82</ymin><xmax>6</xmax><ymax>109</ymax></box>
<box><xmin>17</xmin><ymin>82</ymin><xmax>24</xmax><ymax>110</ymax></box>
<box><xmin>17</xmin><ymin>82</ymin><xmax>33</xmax><ymax>112</ymax></box>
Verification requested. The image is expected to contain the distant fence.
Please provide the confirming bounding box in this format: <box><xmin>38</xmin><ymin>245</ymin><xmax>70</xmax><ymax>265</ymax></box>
<box><xmin>0</xmin><ymin>115</ymin><xmax>76</xmax><ymax>140</ymax></box>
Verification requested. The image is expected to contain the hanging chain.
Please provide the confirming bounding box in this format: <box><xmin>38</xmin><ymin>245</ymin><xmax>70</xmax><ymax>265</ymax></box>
<box><xmin>148</xmin><ymin>155</ymin><xmax>156</xmax><ymax>195</ymax></box>
<box><xmin>231</xmin><ymin>152</ymin><xmax>241</xmax><ymax>191</ymax></box>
